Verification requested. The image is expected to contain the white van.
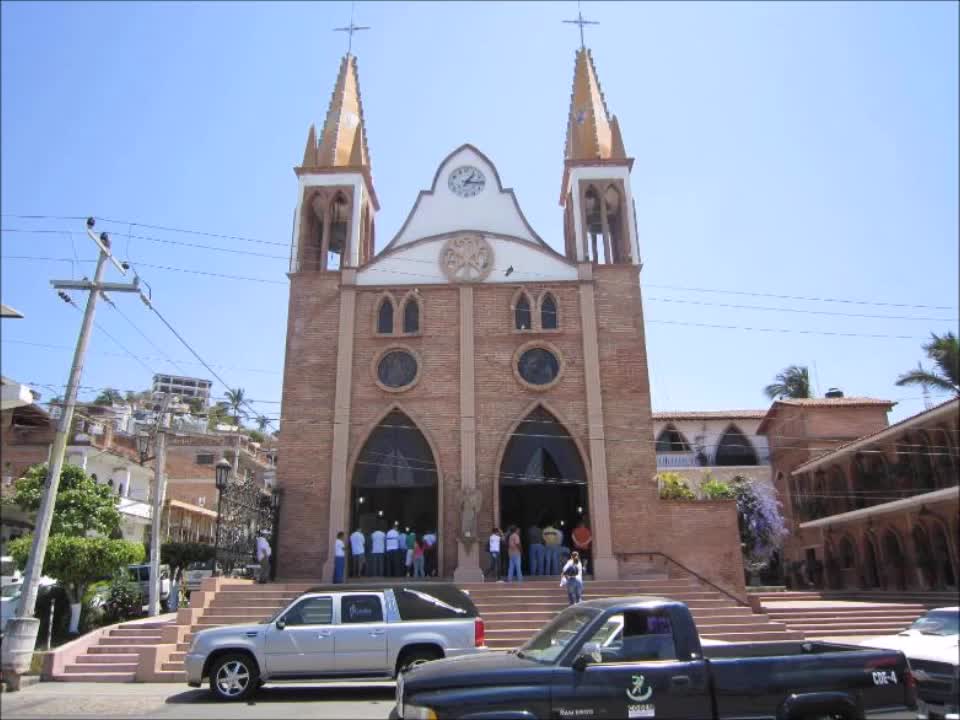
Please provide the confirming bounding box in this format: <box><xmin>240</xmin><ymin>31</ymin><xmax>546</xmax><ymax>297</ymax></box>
<box><xmin>127</xmin><ymin>564</ymin><xmax>171</xmax><ymax>602</ymax></box>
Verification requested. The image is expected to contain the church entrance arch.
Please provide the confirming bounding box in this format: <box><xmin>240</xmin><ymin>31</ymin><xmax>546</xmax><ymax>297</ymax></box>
<box><xmin>350</xmin><ymin>409</ymin><xmax>439</xmax><ymax>575</ymax></box>
<box><xmin>497</xmin><ymin>406</ymin><xmax>589</xmax><ymax>575</ymax></box>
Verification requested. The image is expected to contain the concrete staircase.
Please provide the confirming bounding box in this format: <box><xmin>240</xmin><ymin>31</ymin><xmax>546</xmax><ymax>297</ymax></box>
<box><xmin>51</xmin><ymin>619</ymin><xmax>173</xmax><ymax>683</ymax></box>
<box><xmin>750</xmin><ymin>591</ymin><xmax>929</xmax><ymax>640</ymax></box>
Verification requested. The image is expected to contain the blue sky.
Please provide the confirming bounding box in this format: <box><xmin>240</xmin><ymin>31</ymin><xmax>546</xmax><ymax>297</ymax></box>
<box><xmin>2</xmin><ymin>0</ymin><xmax>957</xmax><ymax>426</ymax></box>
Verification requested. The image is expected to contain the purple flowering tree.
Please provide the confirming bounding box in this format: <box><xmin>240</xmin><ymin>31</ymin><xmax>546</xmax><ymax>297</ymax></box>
<box><xmin>731</xmin><ymin>475</ymin><xmax>788</xmax><ymax>573</ymax></box>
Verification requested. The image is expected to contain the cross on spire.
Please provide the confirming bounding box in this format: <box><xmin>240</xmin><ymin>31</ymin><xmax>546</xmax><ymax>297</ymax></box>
<box><xmin>562</xmin><ymin>1</ymin><xmax>599</xmax><ymax>51</ymax></box>
<box><xmin>333</xmin><ymin>1</ymin><xmax>370</xmax><ymax>55</ymax></box>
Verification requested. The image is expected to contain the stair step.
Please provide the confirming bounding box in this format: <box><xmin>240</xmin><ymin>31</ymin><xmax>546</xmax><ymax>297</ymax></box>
<box><xmin>53</xmin><ymin>671</ymin><xmax>137</xmax><ymax>682</ymax></box>
<box><xmin>76</xmin><ymin>653</ymin><xmax>139</xmax><ymax>664</ymax></box>
<box><xmin>65</xmin><ymin>662</ymin><xmax>138</xmax><ymax>674</ymax></box>
<box><xmin>90</xmin><ymin>643</ymin><xmax>160</xmax><ymax>653</ymax></box>
<box><xmin>100</xmin><ymin>637</ymin><xmax>163</xmax><ymax>647</ymax></box>
<box><xmin>110</xmin><ymin>629</ymin><xmax>164</xmax><ymax>638</ymax></box>
<box><xmin>169</xmin><ymin>652</ymin><xmax>186</xmax><ymax>662</ymax></box>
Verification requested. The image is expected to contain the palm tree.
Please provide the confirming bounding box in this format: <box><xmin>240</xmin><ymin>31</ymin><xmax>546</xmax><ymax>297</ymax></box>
<box><xmin>764</xmin><ymin>365</ymin><xmax>812</xmax><ymax>400</ymax></box>
<box><xmin>225</xmin><ymin>387</ymin><xmax>246</xmax><ymax>426</ymax></box>
<box><xmin>256</xmin><ymin>415</ymin><xmax>271</xmax><ymax>432</ymax></box>
<box><xmin>895</xmin><ymin>332</ymin><xmax>959</xmax><ymax>394</ymax></box>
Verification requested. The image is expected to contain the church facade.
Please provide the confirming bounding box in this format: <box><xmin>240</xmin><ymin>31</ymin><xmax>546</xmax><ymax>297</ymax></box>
<box><xmin>275</xmin><ymin>48</ymin><xmax>745</xmax><ymax>593</ymax></box>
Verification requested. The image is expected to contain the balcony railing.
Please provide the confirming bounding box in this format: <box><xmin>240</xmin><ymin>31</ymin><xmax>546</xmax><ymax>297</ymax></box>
<box><xmin>656</xmin><ymin>452</ymin><xmax>699</xmax><ymax>468</ymax></box>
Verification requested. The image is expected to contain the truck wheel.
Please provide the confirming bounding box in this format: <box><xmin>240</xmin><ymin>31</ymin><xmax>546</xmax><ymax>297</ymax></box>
<box><xmin>209</xmin><ymin>653</ymin><xmax>260</xmax><ymax>702</ymax></box>
<box><xmin>397</xmin><ymin>648</ymin><xmax>442</xmax><ymax>675</ymax></box>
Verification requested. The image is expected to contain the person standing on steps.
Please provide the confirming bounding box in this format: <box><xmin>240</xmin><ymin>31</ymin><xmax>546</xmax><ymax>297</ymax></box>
<box><xmin>413</xmin><ymin>535</ymin><xmax>426</xmax><ymax>578</ymax></box>
<box><xmin>422</xmin><ymin>529</ymin><xmax>437</xmax><ymax>577</ymax></box>
<box><xmin>256</xmin><ymin>530</ymin><xmax>272</xmax><ymax>584</ymax></box>
<box><xmin>507</xmin><ymin>526</ymin><xmax>523</xmax><ymax>583</ymax></box>
<box><xmin>333</xmin><ymin>531</ymin><xmax>346</xmax><ymax>584</ymax></box>
<box><xmin>350</xmin><ymin>525</ymin><xmax>366</xmax><ymax>579</ymax></box>
<box><xmin>542</xmin><ymin>521</ymin><xmax>560</xmax><ymax>576</ymax></box>
<box><xmin>488</xmin><ymin>527</ymin><xmax>503</xmax><ymax>581</ymax></box>
<box><xmin>527</xmin><ymin>521</ymin><xmax>544</xmax><ymax>577</ymax></box>
<box><xmin>560</xmin><ymin>550</ymin><xmax>584</xmax><ymax>605</ymax></box>
<box><xmin>386</xmin><ymin>522</ymin><xmax>401</xmax><ymax>577</ymax></box>
<box><xmin>405</xmin><ymin>527</ymin><xmax>416</xmax><ymax>577</ymax></box>
<box><xmin>370</xmin><ymin>523</ymin><xmax>386</xmax><ymax>577</ymax></box>
<box><xmin>572</xmin><ymin>520</ymin><xmax>592</xmax><ymax>575</ymax></box>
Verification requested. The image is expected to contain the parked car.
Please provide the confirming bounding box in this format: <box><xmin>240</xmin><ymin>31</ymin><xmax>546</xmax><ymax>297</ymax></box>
<box><xmin>127</xmin><ymin>563</ymin><xmax>171</xmax><ymax>602</ymax></box>
<box><xmin>184</xmin><ymin>560</ymin><xmax>218</xmax><ymax>592</ymax></box>
<box><xmin>396</xmin><ymin>595</ymin><xmax>918</xmax><ymax>720</ymax></box>
<box><xmin>861</xmin><ymin>607</ymin><xmax>959</xmax><ymax>720</ymax></box>
<box><xmin>185</xmin><ymin>582</ymin><xmax>486</xmax><ymax>701</ymax></box>
<box><xmin>1</xmin><ymin>576</ymin><xmax>58</xmax><ymax>639</ymax></box>
<box><xmin>1</xmin><ymin>555</ymin><xmax>22</xmax><ymax>590</ymax></box>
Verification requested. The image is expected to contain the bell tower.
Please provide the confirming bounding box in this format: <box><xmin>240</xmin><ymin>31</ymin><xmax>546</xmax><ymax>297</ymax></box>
<box><xmin>292</xmin><ymin>53</ymin><xmax>378</xmax><ymax>272</ymax></box>
<box><xmin>560</xmin><ymin>47</ymin><xmax>639</xmax><ymax>267</ymax></box>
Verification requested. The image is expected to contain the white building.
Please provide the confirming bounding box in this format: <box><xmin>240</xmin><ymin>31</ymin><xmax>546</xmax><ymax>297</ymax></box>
<box><xmin>652</xmin><ymin>410</ymin><xmax>772</xmax><ymax>493</ymax></box>
<box><xmin>152</xmin><ymin>374</ymin><xmax>212</xmax><ymax>406</ymax></box>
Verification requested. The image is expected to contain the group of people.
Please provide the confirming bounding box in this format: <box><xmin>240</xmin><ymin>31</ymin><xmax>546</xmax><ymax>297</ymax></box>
<box><xmin>487</xmin><ymin>520</ymin><xmax>592</xmax><ymax>603</ymax></box>
<box><xmin>332</xmin><ymin>522</ymin><xmax>438</xmax><ymax>584</ymax></box>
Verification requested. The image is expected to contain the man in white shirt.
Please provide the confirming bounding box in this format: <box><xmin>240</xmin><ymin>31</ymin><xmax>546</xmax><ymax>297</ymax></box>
<box><xmin>488</xmin><ymin>528</ymin><xmax>502</xmax><ymax>581</ymax></box>
<box><xmin>385</xmin><ymin>522</ymin><xmax>401</xmax><ymax>577</ymax></box>
<box><xmin>370</xmin><ymin>525</ymin><xmax>386</xmax><ymax>577</ymax></box>
<box><xmin>349</xmin><ymin>527</ymin><xmax>366</xmax><ymax>578</ymax></box>
<box><xmin>256</xmin><ymin>531</ymin><xmax>272</xmax><ymax>584</ymax></box>
<box><xmin>422</xmin><ymin>530</ymin><xmax>437</xmax><ymax>577</ymax></box>
<box><xmin>334</xmin><ymin>531</ymin><xmax>346</xmax><ymax>584</ymax></box>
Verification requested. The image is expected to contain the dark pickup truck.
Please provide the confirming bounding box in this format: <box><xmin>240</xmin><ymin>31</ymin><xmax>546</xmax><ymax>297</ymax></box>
<box><xmin>396</xmin><ymin>596</ymin><xmax>917</xmax><ymax>720</ymax></box>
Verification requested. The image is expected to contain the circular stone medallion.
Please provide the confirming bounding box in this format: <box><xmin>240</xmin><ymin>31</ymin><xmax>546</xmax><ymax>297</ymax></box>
<box><xmin>439</xmin><ymin>234</ymin><xmax>494</xmax><ymax>283</ymax></box>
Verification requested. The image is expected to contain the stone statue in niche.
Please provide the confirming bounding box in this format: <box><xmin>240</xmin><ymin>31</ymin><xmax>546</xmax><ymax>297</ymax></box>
<box><xmin>459</xmin><ymin>484</ymin><xmax>482</xmax><ymax>546</ymax></box>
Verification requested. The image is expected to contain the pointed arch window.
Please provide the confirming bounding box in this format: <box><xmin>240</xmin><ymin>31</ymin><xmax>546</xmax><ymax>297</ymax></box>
<box><xmin>540</xmin><ymin>293</ymin><xmax>558</xmax><ymax>330</ymax></box>
<box><xmin>403</xmin><ymin>297</ymin><xmax>420</xmax><ymax>334</ymax></box>
<box><xmin>715</xmin><ymin>425</ymin><xmax>758</xmax><ymax>466</ymax></box>
<box><xmin>515</xmin><ymin>294</ymin><xmax>532</xmax><ymax>331</ymax></box>
<box><xmin>655</xmin><ymin>425</ymin><xmax>691</xmax><ymax>453</ymax></box>
<box><xmin>377</xmin><ymin>298</ymin><xmax>394</xmax><ymax>335</ymax></box>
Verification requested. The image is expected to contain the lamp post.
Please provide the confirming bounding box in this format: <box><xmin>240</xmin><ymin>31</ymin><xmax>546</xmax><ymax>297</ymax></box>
<box><xmin>270</xmin><ymin>489</ymin><xmax>282</xmax><ymax>581</ymax></box>
<box><xmin>213</xmin><ymin>458</ymin><xmax>231</xmax><ymax>576</ymax></box>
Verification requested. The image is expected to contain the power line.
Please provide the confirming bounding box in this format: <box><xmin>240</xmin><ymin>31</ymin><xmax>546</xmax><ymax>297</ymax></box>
<box><xmin>59</xmin><ymin>294</ymin><xmax>155</xmax><ymax>376</ymax></box>
<box><xmin>646</xmin><ymin>296</ymin><xmax>958</xmax><ymax>323</ymax></box>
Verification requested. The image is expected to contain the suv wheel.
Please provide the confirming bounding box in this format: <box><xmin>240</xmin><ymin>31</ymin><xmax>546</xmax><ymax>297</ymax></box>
<box><xmin>209</xmin><ymin>653</ymin><xmax>259</xmax><ymax>701</ymax></box>
<box><xmin>397</xmin><ymin>648</ymin><xmax>442</xmax><ymax>675</ymax></box>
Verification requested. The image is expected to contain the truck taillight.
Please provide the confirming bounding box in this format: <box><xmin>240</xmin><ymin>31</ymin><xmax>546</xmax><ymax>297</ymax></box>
<box><xmin>905</xmin><ymin>667</ymin><xmax>917</xmax><ymax>704</ymax></box>
<box><xmin>474</xmin><ymin>617</ymin><xmax>485</xmax><ymax>647</ymax></box>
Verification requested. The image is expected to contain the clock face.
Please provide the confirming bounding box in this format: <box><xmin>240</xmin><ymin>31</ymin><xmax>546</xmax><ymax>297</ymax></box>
<box><xmin>448</xmin><ymin>166</ymin><xmax>486</xmax><ymax>198</ymax></box>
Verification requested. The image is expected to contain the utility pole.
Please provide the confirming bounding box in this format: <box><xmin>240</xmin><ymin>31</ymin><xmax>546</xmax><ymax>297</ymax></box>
<box><xmin>2</xmin><ymin>219</ymin><xmax>139</xmax><ymax>691</ymax></box>
<box><xmin>148</xmin><ymin>396</ymin><xmax>170</xmax><ymax>617</ymax></box>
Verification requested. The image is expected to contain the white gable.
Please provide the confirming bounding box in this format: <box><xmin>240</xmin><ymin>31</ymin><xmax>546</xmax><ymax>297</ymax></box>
<box><xmin>386</xmin><ymin>145</ymin><xmax>542</xmax><ymax>249</ymax></box>
<box><xmin>356</xmin><ymin>235</ymin><xmax>578</xmax><ymax>286</ymax></box>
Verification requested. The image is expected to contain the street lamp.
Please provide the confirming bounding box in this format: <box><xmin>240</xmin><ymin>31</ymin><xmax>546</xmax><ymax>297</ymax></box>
<box><xmin>213</xmin><ymin>458</ymin><xmax>231</xmax><ymax>576</ymax></box>
<box><xmin>270</xmin><ymin>489</ymin><xmax>282</xmax><ymax>582</ymax></box>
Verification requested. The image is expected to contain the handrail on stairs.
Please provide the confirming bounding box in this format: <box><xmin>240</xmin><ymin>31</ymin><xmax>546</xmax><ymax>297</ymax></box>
<box><xmin>617</xmin><ymin>551</ymin><xmax>750</xmax><ymax>608</ymax></box>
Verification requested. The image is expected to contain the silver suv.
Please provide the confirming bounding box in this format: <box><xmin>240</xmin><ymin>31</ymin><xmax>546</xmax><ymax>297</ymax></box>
<box><xmin>185</xmin><ymin>583</ymin><xmax>487</xmax><ymax>701</ymax></box>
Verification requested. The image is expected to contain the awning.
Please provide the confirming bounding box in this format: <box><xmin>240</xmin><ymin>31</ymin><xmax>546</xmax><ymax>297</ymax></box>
<box><xmin>168</xmin><ymin>498</ymin><xmax>218</xmax><ymax>518</ymax></box>
<box><xmin>799</xmin><ymin>485</ymin><xmax>958</xmax><ymax>529</ymax></box>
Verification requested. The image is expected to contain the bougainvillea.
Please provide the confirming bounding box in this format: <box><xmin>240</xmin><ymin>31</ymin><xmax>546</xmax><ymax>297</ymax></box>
<box><xmin>730</xmin><ymin>475</ymin><xmax>788</xmax><ymax>570</ymax></box>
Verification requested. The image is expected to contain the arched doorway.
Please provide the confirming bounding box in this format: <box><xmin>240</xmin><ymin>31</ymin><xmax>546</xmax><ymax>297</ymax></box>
<box><xmin>498</xmin><ymin>406</ymin><xmax>588</xmax><ymax>571</ymax></box>
<box><xmin>929</xmin><ymin>521</ymin><xmax>957</xmax><ymax>589</ymax></box>
<box><xmin>881</xmin><ymin>530</ymin><xmax>907</xmax><ymax>590</ymax></box>
<box><xmin>838</xmin><ymin>535</ymin><xmax>858</xmax><ymax>589</ymax></box>
<box><xmin>862</xmin><ymin>536</ymin><xmax>881</xmax><ymax>589</ymax></box>
<box><xmin>715</xmin><ymin>425</ymin><xmax>758</xmax><ymax>466</ymax></box>
<box><xmin>911</xmin><ymin>524</ymin><xmax>936</xmax><ymax>589</ymax></box>
<box><xmin>350</xmin><ymin>410</ymin><xmax>438</xmax><ymax>573</ymax></box>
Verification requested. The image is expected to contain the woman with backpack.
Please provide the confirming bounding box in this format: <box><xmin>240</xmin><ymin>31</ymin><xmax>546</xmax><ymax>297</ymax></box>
<box><xmin>560</xmin><ymin>550</ymin><xmax>584</xmax><ymax>605</ymax></box>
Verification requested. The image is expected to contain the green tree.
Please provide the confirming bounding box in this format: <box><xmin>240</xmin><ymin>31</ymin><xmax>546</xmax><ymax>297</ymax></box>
<box><xmin>895</xmin><ymin>332</ymin><xmax>959</xmax><ymax>395</ymax></box>
<box><xmin>225</xmin><ymin>388</ymin><xmax>246</xmax><ymax>426</ymax></box>
<box><xmin>247</xmin><ymin>429</ymin><xmax>265</xmax><ymax>444</ymax></box>
<box><xmin>255</xmin><ymin>415</ymin><xmax>270</xmax><ymax>432</ymax></box>
<box><xmin>9</xmin><ymin>534</ymin><xmax>144</xmax><ymax>632</ymax></box>
<box><xmin>93</xmin><ymin>388</ymin><xmax>123</xmax><ymax>406</ymax></box>
<box><xmin>14</xmin><ymin>464</ymin><xmax>121</xmax><ymax>537</ymax></box>
<box><xmin>764</xmin><ymin>365</ymin><xmax>812</xmax><ymax>400</ymax></box>
<box><xmin>161</xmin><ymin>542</ymin><xmax>216</xmax><ymax>575</ymax></box>
<box><xmin>207</xmin><ymin>402</ymin><xmax>232</xmax><ymax>430</ymax></box>
<box><xmin>187</xmin><ymin>396</ymin><xmax>206</xmax><ymax>415</ymax></box>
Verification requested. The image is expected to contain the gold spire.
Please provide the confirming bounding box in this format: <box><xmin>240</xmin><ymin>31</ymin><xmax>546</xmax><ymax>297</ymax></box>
<box><xmin>302</xmin><ymin>124</ymin><xmax>318</xmax><ymax>167</ymax></box>
<box><xmin>312</xmin><ymin>53</ymin><xmax>371</xmax><ymax>170</ymax></box>
<box><xmin>564</xmin><ymin>47</ymin><xmax>625</xmax><ymax>161</ymax></box>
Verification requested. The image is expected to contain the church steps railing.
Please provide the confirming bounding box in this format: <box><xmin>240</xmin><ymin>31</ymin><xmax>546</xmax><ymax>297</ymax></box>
<box><xmin>617</xmin><ymin>551</ymin><xmax>750</xmax><ymax>608</ymax></box>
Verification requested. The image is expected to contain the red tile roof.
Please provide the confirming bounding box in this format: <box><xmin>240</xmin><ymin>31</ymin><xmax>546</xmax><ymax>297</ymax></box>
<box><xmin>757</xmin><ymin>396</ymin><xmax>895</xmax><ymax>435</ymax></box>
<box><xmin>653</xmin><ymin>410</ymin><xmax>767</xmax><ymax>420</ymax></box>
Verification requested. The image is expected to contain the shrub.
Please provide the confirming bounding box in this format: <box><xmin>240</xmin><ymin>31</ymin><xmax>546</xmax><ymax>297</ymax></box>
<box><xmin>161</xmin><ymin>542</ymin><xmax>216</xmax><ymax>575</ymax></box>
<box><xmin>730</xmin><ymin>476</ymin><xmax>788</xmax><ymax>570</ymax></box>
<box><xmin>657</xmin><ymin>472</ymin><xmax>696</xmax><ymax>500</ymax></box>
<box><xmin>701</xmin><ymin>476</ymin><xmax>735</xmax><ymax>500</ymax></box>
<box><xmin>34</xmin><ymin>584</ymin><xmax>71</xmax><ymax>647</ymax></box>
<box><xmin>102</xmin><ymin>572</ymin><xmax>145</xmax><ymax>625</ymax></box>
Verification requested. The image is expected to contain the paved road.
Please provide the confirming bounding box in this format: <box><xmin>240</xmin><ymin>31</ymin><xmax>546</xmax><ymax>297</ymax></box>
<box><xmin>0</xmin><ymin>681</ymin><xmax>396</xmax><ymax>719</ymax></box>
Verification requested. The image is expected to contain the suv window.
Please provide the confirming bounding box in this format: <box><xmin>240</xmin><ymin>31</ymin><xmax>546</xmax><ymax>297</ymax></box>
<box><xmin>585</xmin><ymin>611</ymin><xmax>677</xmax><ymax>663</ymax></box>
<box><xmin>341</xmin><ymin>595</ymin><xmax>383</xmax><ymax>624</ymax></box>
<box><xmin>283</xmin><ymin>596</ymin><xmax>333</xmax><ymax>626</ymax></box>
